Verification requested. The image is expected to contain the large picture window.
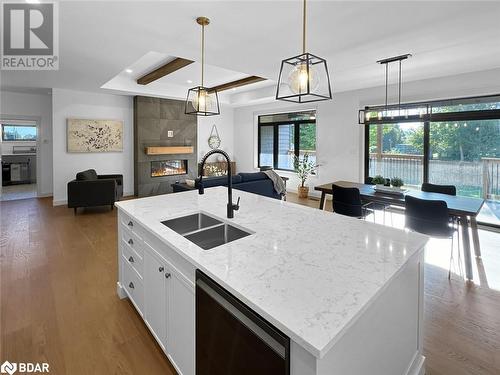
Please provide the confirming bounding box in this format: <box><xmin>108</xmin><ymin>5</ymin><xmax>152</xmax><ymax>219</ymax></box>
<box><xmin>258</xmin><ymin>110</ymin><xmax>316</xmax><ymax>171</ymax></box>
<box><xmin>363</xmin><ymin>94</ymin><xmax>500</xmax><ymax>227</ymax></box>
<box><xmin>1</xmin><ymin>123</ymin><xmax>37</xmax><ymax>141</ymax></box>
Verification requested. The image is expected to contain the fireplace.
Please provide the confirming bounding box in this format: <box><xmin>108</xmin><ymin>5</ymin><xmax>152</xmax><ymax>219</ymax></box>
<box><xmin>151</xmin><ymin>160</ymin><xmax>188</xmax><ymax>177</ymax></box>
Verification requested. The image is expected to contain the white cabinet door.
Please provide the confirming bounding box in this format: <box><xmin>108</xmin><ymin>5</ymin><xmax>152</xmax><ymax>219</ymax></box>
<box><xmin>167</xmin><ymin>272</ymin><xmax>195</xmax><ymax>375</ymax></box>
<box><xmin>143</xmin><ymin>247</ymin><xmax>167</xmax><ymax>350</ymax></box>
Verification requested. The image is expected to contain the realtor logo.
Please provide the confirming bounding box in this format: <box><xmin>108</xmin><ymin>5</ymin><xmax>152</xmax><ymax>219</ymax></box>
<box><xmin>0</xmin><ymin>361</ymin><xmax>17</xmax><ymax>375</ymax></box>
<box><xmin>1</xmin><ymin>0</ymin><xmax>59</xmax><ymax>70</ymax></box>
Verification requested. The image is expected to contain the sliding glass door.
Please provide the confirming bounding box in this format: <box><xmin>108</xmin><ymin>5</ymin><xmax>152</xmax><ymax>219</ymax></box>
<box><xmin>367</xmin><ymin>122</ymin><xmax>424</xmax><ymax>189</ymax></box>
<box><xmin>429</xmin><ymin>119</ymin><xmax>500</xmax><ymax>225</ymax></box>
<box><xmin>363</xmin><ymin>94</ymin><xmax>500</xmax><ymax>227</ymax></box>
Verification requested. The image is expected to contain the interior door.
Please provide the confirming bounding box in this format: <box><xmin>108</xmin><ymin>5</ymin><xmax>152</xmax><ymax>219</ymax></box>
<box><xmin>143</xmin><ymin>245</ymin><xmax>167</xmax><ymax>350</ymax></box>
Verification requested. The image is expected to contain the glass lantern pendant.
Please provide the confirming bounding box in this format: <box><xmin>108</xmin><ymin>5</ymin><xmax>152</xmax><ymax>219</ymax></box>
<box><xmin>185</xmin><ymin>17</ymin><xmax>220</xmax><ymax>116</ymax></box>
<box><xmin>276</xmin><ymin>0</ymin><xmax>332</xmax><ymax>103</ymax></box>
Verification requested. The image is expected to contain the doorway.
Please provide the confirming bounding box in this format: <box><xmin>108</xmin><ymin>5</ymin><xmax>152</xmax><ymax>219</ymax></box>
<box><xmin>0</xmin><ymin>120</ymin><xmax>38</xmax><ymax>201</ymax></box>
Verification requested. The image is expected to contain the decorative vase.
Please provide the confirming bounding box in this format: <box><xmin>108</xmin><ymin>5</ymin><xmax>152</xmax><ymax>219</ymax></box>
<box><xmin>298</xmin><ymin>186</ymin><xmax>309</xmax><ymax>198</ymax></box>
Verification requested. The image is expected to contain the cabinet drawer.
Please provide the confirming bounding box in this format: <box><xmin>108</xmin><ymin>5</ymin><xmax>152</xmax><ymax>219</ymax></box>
<box><xmin>121</xmin><ymin>239</ymin><xmax>143</xmax><ymax>278</ymax></box>
<box><xmin>122</xmin><ymin>258</ymin><xmax>144</xmax><ymax>316</ymax></box>
<box><xmin>120</xmin><ymin>212</ymin><xmax>145</xmax><ymax>240</ymax></box>
<box><xmin>121</xmin><ymin>227</ymin><xmax>143</xmax><ymax>257</ymax></box>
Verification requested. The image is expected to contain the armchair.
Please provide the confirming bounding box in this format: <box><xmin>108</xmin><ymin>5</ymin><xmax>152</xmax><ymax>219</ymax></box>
<box><xmin>67</xmin><ymin>169</ymin><xmax>123</xmax><ymax>214</ymax></box>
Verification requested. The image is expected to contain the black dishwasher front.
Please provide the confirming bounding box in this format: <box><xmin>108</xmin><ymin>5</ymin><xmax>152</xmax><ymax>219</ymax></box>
<box><xmin>196</xmin><ymin>269</ymin><xmax>290</xmax><ymax>375</ymax></box>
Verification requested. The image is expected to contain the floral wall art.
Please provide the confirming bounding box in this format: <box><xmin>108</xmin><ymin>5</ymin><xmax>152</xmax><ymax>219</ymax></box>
<box><xmin>67</xmin><ymin>118</ymin><xmax>123</xmax><ymax>152</ymax></box>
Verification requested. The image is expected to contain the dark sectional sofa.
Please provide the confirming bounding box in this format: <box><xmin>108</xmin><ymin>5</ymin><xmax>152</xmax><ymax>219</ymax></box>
<box><xmin>173</xmin><ymin>172</ymin><xmax>283</xmax><ymax>200</ymax></box>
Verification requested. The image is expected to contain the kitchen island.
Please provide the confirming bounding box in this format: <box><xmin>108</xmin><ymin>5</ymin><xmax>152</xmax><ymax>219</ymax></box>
<box><xmin>116</xmin><ymin>187</ymin><xmax>428</xmax><ymax>375</ymax></box>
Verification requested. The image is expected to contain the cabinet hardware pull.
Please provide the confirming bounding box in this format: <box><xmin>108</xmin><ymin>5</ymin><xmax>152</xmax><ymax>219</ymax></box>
<box><xmin>128</xmin><ymin>221</ymin><xmax>133</xmax><ymax>227</ymax></box>
<box><xmin>128</xmin><ymin>239</ymin><xmax>134</xmax><ymax>245</ymax></box>
<box><xmin>159</xmin><ymin>266</ymin><xmax>164</xmax><ymax>272</ymax></box>
<box><xmin>129</xmin><ymin>282</ymin><xmax>134</xmax><ymax>289</ymax></box>
<box><xmin>165</xmin><ymin>273</ymin><xmax>171</xmax><ymax>279</ymax></box>
<box><xmin>128</xmin><ymin>256</ymin><xmax>134</xmax><ymax>263</ymax></box>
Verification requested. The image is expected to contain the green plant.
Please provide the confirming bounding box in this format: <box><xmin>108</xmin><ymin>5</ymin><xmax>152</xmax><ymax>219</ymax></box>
<box><xmin>293</xmin><ymin>153</ymin><xmax>319</xmax><ymax>187</ymax></box>
<box><xmin>391</xmin><ymin>177</ymin><xmax>404</xmax><ymax>188</ymax></box>
<box><xmin>372</xmin><ymin>175</ymin><xmax>386</xmax><ymax>185</ymax></box>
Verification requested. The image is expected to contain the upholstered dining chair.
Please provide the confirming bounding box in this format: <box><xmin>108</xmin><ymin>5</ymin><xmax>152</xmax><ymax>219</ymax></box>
<box><xmin>405</xmin><ymin>195</ymin><xmax>461</xmax><ymax>279</ymax></box>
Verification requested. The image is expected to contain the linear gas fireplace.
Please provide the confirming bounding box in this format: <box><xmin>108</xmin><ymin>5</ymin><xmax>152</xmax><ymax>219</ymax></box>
<box><xmin>151</xmin><ymin>160</ymin><xmax>188</xmax><ymax>177</ymax></box>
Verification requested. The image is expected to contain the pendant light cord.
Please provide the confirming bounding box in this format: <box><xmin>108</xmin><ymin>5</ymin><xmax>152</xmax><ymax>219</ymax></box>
<box><xmin>398</xmin><ymin>59</ymin><xmax>402</xmax><ymax>115</ymax></box>
<box><xmin>201</xmin><ymin>23</ymin><xmax>205</xmax><ymax>87</ymax></box>
<box><xmin>385</xmin><ymin>63</ymin><xmax>388</xmax><ymax>111</ymax></box>
<box><xmin>302</xmin><ymin>0</ymin><xmax>307</xmax><ymax>54</ymax></box>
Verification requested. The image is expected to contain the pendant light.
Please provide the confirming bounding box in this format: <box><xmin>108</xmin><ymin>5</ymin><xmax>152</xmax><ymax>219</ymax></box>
<box><xmin>358</xmin><ymin>53</ymin><xmax>429</xmax><ymax>125</ymax></box>
<box><xmin>276</xmin><ymin>0</ymin><xmax>332</xmax><ymax>103</ymax></box>
<box><xmin>185</xmin><ymin>17</ymin><xmax>220</xmax><ymax>116</ymax></box>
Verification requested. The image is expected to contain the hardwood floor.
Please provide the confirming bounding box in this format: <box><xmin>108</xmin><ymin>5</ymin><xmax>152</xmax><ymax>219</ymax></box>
<box><xmin>0</xmin><ymin>198</ymin><xmax>175</xmax><ymax>375</ymax></box>
<box><xmin>1</xmin><ymin>195</ymin><xmax>499</xmax><ymax>375</ymax></box>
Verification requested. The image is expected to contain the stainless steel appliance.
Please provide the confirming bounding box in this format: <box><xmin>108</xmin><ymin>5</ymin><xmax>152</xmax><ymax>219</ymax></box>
<box><xmin>196</xmin><ymin>270</ymin><xmax>290</xmax><ymax>375</ymax></box>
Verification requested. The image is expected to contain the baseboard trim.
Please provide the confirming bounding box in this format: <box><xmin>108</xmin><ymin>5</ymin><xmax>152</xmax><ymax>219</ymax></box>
<box><xmin>52</xmin><ymin>199</ymin><xmax>67</xmax><ymax>206</ymax></box>
<box><xmin>406</xmin><ymin>353</ymin><xmax>425</xmax><ymax>375</ymax></box>
<box><xmin>53</xmin><ymin>193</ymin><xmax>134</xmax><ymax>207</ymax></box>
<box><xmin>37</xmin><ymin>192</ymin><xmax>53</xmax><ymax>198</ymax></box>
<box><xmin>116</xmin><ymin>282</ymin><xmax>127</xmax><ymax>299</ymax></box>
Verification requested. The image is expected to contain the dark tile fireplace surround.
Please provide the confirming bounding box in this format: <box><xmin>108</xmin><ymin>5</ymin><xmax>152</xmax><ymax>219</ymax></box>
<box><xmin>134</xmin><ymin>96</ymin><xmax>197</xmax><ymax>197</ymax></box>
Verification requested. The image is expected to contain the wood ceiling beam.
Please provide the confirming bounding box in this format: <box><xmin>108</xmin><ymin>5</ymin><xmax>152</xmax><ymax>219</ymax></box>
<box><xmin>137</xmin><ymin>57</ymin><xmax>194</xmax><ymax>85</ymax></box>
<box><xmin>207</xmin><ymin>76</ymin><xmax>266</xmax><ymax>93</ymax></box>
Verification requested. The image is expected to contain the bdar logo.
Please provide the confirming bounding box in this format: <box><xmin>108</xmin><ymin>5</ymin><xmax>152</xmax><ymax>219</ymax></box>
<box><xmin>0</xmin><ymin>361</ymin><xmax>17</xmax><ymax>375</ymax></box>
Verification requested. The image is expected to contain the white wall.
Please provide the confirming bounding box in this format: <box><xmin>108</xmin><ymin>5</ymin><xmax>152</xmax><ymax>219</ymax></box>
<box><xmin>52</xmin><ymin>88</ymin><xmax>134</xmax><ymax>205</ymax></box>
<box><xmin>0</xmin><ymin>90</ymin><xmax>53</xmax><ymax>196</ymax></box>
<box><xmin>197</xmin><ymin>104</ymin><xmax>235</xmax><ymax>161</ymax></box>
<box><xmin>233</xmin><ymin>67</ymin><xmax>500</xmax><ymax>196</ymax></box>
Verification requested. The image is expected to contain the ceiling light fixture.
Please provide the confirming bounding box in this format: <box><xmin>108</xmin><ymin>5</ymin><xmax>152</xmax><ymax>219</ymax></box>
<box><xmin>185</xmin><ymin>17</ymin><xmax>220</xmax><ymax>116</ymax></box>
<box><xmin>187</xmin><ymin>80</ymin><xmax>193</xmax><ymax>84</ymax></box>
<box><xmin>358</xmin><ymin>53</ymin><xmax>429</xmax><ymax>125</ymax></box>
<box><xmin>276</xmin><ymin>0</ymin><xmax>332</xmax><ymax>103</ymax></box>
<box><xmin>125</xmin><ymin>69</ymin><xmax>133</xmax><ymax>74</ymax></box>
<box><xmin>378</xmin><ymin>54</ymin><xmax>411</xmax><ymax>119</ymax></box>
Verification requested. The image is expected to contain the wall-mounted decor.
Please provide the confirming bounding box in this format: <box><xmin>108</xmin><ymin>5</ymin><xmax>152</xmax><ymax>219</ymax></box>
<box><xmin>208</xmin><ymin>124</ymin><xmax>221</xmax><ymax>149</ymax></box>
<box><xmin>67</xmin><ymin>119</ymin><xmax>123</xmax><ymax>153</ymax></box>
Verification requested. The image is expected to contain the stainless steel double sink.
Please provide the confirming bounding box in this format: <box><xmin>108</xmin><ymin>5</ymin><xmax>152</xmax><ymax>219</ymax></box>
<box><xmin>161</xmin><ymin>212</ymin><xmax>252</xmax><ymax>250</ymax></box>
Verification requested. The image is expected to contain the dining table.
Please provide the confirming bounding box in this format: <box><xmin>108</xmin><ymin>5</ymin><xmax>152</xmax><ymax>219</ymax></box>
<box><xmin>315</xmin><ymin>180</ymin><xmax>485</xmax><ymax>281</ymax></box>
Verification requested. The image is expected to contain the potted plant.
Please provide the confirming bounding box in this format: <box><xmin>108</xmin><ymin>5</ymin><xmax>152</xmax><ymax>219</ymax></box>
<box><xmin>372</xmin><ymin>175</ymin><xmax>386</xmax><ymax>188</ymax></box>
<box><xmin>294</xmin><ymin>153</ymin><xmax>318</xmax><ymax>198</ymax></box>
<box><xmin>391</xmin><ymin>177</ymin><xmax>404</xmax><ymax>190</ymax></box>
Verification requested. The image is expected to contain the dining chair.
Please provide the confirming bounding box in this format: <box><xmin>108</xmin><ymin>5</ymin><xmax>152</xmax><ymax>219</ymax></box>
<box><xmin>332</xmin><ymin>184</ymin><xmax>373</xmax><ymax>220</ymax></box>
<box><xmin>365</xmin><ymin>177</ymin><xmax>393</xmax><ymax>225</ymax></box>
<box><xmin>405</xmin><ymin>195</ymin><xmax>461</xmax><ymax>279</ymax></box>
<box><xmin>421</xmin><ymin>182</ymin><xmax>457</xmax><ymax>196</ymax></box>
<box><xmin>422</xmin><ymin>182</ymin><xmax>459</xmax><ymax>227</ymax></box>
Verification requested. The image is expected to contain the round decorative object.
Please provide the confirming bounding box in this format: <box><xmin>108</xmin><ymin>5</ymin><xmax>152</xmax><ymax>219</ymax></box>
<box><xmin>208</xmin><ymin>124</ymin><xmax>221</xmax><ymax>149</ymax></box>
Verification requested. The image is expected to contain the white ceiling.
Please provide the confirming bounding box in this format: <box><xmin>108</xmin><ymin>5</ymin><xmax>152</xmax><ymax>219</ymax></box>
<box><xmin>2</xmin><ymin>1</ymin><xmax>500</xmax><ymax>105</ymax></box>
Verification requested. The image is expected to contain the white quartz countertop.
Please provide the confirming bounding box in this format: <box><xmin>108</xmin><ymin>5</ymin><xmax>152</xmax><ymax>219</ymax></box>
<box><xmin>116</xmin><ymin>187</ymin><xmax>428</xmax><ymax>358</ymax></box>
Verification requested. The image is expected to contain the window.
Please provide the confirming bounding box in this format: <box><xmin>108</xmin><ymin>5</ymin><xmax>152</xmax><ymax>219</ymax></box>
<box><xmin>1</xmin><ymin>124</ymin><xmax>37</xmax><ymax>141</ymax></box>
<box><xmin>367</xmin><ymin>122</ymin><xmax>424</xmax><ymax>189</ymax></box>
<box><xmin>258</xmin><ymin>110</ymin><xmax>316</xmax><ymax>171</ymax></box>
<box><xmin>364</xmin><ymin>94</ymin><xmax>500</xmax><ymax>227</ymax></box>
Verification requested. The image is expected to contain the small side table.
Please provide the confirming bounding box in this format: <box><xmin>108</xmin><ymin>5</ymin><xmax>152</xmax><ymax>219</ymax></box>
<box><xmin>280</xmin><ymin>176</ymin><xmax>289</xmax><ymax>200</ymax></box>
